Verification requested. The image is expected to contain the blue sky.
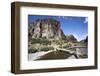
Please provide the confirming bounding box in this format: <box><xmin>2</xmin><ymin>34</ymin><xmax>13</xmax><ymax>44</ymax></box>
<box><xmin>28</xmin><ymin>15</ymin><xmax>88</xmax><ymax>41</ymax></box>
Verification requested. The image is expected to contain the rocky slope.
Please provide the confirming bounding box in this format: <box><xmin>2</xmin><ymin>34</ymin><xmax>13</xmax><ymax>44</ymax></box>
<box><xmin>28</xmin><ymin>18</ymin><xmax>65</xmax><ymax>40</ymax></box>
<box><xmin>80</xmin><ymin>36</ymin><xmax>88</xmax><ymax>46</ymax></box>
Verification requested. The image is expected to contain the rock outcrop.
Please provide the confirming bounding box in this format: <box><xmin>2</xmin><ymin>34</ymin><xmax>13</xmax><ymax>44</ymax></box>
<box><xmin>28</xmin><ymin>18</ymin><xmax>65</xmax><ymax>40</ymax></box>
<box><xmin>80</xmin><ymin>36</ymin><xmax>88</xmax><ymax>46</ymax></box>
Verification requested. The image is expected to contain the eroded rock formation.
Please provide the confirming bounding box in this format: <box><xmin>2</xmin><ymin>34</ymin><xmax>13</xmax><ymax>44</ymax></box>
<box><xmin>28</xmin><ymin>18</ymin><xmax>65</xmax><ymax>40</ymax></box>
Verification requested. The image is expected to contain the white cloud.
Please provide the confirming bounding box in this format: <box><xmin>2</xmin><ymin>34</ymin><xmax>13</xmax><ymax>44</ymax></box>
<box><xmin>84</xmin><ymin>17</ymin><xmax>88</xmax><ymax>23</ymax></box>
<box><xmin>62</xmin><ymin>16</ymin><xmax>65</xmax><ymax>18</ymax></box>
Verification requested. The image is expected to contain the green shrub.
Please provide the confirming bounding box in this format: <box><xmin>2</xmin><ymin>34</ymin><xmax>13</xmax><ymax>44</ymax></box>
<box><xmin>28</xmin><ymin>48</ymin><xmax>38</xmax><ymax>53</ymax></box>
<box><xmin>31</xmin><ymin>38</ymin><xmax>41</xmax><ymax>44</ymax></box>
<box><xmin>40</xmin><ymin>47</ymin><xmax>49</xmax><ymax>51</ymax></box>
<box><xmin>40</xmin><ymin>47</ymin><xmax>54</xmax><ymax>51</ymax></box>
<box><xmin>62</xmin><ymin>44</ymin><xmax>71</xmax><ymax>48</ymax></box>
<box><xmin>62</xmin><ymin>45</ymin><xmax>67</xmax><ymax>48</ymax></box>
<box><xmin>31</xmin><ymin>38</ymin><xmax>51</xmax><ymax>45</ymax></box>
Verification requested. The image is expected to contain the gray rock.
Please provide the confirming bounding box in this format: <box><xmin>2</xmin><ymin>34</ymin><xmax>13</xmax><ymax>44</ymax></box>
<box><xmin>28</xmin><ymin>18</ymin><xmax>65</xmax><ymax>40</ymax></box>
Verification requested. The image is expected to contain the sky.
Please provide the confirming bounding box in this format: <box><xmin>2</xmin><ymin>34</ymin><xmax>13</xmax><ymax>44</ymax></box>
<box><xmin>28</xmin><ymin>15</ymin><xmax>88</xmax><ymax>41</ymax></box>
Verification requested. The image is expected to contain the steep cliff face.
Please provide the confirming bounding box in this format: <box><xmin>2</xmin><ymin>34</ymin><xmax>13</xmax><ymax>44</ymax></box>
<box><xmin>28</xmin><ymin>18</ymin><xmax>65</xmax><ymax>40</ymax></box>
